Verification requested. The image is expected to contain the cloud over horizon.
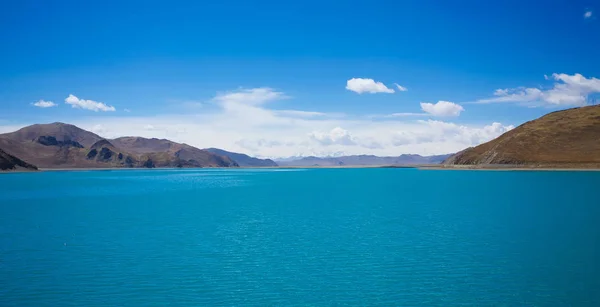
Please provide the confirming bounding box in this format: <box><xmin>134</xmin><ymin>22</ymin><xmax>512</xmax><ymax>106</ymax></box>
<box><xmin>309</xmin><ymin>127</ymin><xmax>357</xmax><ymax>146</ymax></box>
<box><xmin>477</xmin><ymin>73</ymin><xmax>600</xmax><ymax>107</ymax></box>
<box><xmin>11</xmin><ymin>87</ymin><xmax>510</xmax><ymax>159</ymax></box>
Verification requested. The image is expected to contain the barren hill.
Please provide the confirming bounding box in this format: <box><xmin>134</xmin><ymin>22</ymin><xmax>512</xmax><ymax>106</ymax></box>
<box><xmin>1</xmin><ymin>122</ymin><xmax>103</xmax><ymax>148</ymax></box>
<box><xmin>444</xmin><ymin>105</ymin><xmax>600</xmax><ymax>167</ymax></box>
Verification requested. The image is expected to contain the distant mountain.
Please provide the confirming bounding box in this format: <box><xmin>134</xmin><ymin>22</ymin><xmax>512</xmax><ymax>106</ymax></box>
<box><xmin>0</xmin><ymin>123</ymin><xmax>238</xmax><ymax>169</ymax></box>
<box><xmin>0</xmin><ymin>148</ymin><xmax>37</xmax><ymax>171</ymax></box>
<box><xmin>276</xmin><ymin>154</ymin><xmax>452</xmax><ymax>167</ymax></box>
<box><xmin>205</xmin><ymin>148</ymin><xmax>278</xmax><ymax>167</ymax></box>
<box><xmin>444</xmin><ymin>105</ymin><xmax>600</xmax><ymax>167</ymax></box>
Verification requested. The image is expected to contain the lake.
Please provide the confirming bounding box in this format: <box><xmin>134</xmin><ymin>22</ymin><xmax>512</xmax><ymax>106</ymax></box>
<box><xmin>1</xmin><ymin>168</ymin><xmax>599</xmax><ymax>306</ymax></box>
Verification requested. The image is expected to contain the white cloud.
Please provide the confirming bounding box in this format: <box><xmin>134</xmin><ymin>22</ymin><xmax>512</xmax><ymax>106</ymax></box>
<box><xmin>90</xmin><ymin>124</ymin><xmax>108</xmax><ymax>135</ymax></box>
<box><xmin>32</xmin><ymin>100</ymin><xmax>57</xmax><ymax>108</ymax></box>
<box><xmin>346</xmin><ymin>78</ymin><xmax>395</xmax><ymax>94</ymax></box>
<box><xmin>274</xmin><ymin>110</ymin><xmax>326</xmax><ymax>117</ymax></box>
<box><xmin>478</xmin><ymin>73</ymin><xmax>600</xmax><ymax>107</ymax></box>
<box><xmin>385</xmin><ymin>112</ymin><xmax>428</xmax><ymax>117</ymax></box>
<box><xmin>236</xmin><ymin>139</ymin><xmax>284</xmax><ymax>152</ymax></box>
<box><xmin>584</xmin><ymin>10</ymin><xmax>592</xmax><ymax>19</ymax></box>
<box><xmin>214</xmin><ymin>87</ymin><xmax>286</xmax><ymax>106</ymax></box>
<box><xmin>65</xmin><ymin>94</ymin><xmax>116</xmax><ymax>112</ymax></box>
<box><xmin>309</xmin><ymin>127</ymin><xmax>357</xmax><ymax>146</ymax></box>
<box><xmin>493</xmin><ymin>88</ymin><xmax>510</xmax><ymax>96</ymax></box>
<box><xmin>419</xmin><ymin>120</ymin><xmax>514</xmax><ymax>145</ymax></box>
<box><xmin>392</xmin><ymin>121</ymin><xmax>513</xmax><ymax>146</ymax></box>
<box><xmin>420</xmin><ymin>101</ymin><xmax>465</xmax><ymax>117</ymax></box>
<box><xmin>394</xmin><ymin>83</ymin><xmax>408</xmax><ymax>91</ymax></box>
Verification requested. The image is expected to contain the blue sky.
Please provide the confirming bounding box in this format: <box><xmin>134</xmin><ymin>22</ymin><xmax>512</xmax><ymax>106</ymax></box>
<box><xmin>1</xmin><ymin>0</ymin><xmax>599</xmax><ymax>157</ymax></box>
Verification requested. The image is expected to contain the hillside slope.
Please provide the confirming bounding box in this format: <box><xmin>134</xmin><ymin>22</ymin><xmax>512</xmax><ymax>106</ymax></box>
<box><xmin>0</xmin><ymin>148</ymin><xmax>38</xmax><ymax>171</ymax></box>
<box><xmin>205</xmin><ymin>148</ymin><xmax>278</xmax><ymax>167</ymax></box>
<box><xmin>444</xmin><ymin>105</ymin><xmax>600</xmax><ymax>166</ymax></box>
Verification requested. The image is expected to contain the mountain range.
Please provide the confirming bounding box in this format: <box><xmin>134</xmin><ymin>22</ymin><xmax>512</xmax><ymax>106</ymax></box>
<box><xmin>0</xmin><ymin>122</ymin><xmax>458</xmax><ymax>171</ymax></box>
<box><xmin>0</xmin><ymin>123</ymin><xmax>238</xmax><ymax>169</ymax></box>
<box><xmin>276</xmin><ymin>154</ymin><xmax>452</xmax><ymax>167</ymax></box>
<box><xmin>444</xmin><ymin>104</ymin><xmax>600</xmax><ymax>168</ymax></box>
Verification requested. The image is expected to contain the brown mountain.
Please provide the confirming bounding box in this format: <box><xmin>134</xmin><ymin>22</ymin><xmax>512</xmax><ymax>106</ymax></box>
<box><xmin>0</xmin><ymin>123</ymin><xmax>102</xmax><ymax>168</ymax></box>
<box><xmin>444</xmin><ymin>105</ymin><xmax>600</xmax><ymax>167</ymax></box>
<box><xmin>2</xmin><ymin>122</ymin><xmax>103</xmax><ymax>147</ymax></box>
<box><xmin>0</xmin><ymin>148</ymin><xmax>38</xmax><ymax>171</ymax></box>
<box><xmin>0</xmin><ymin>123</ymin><xmax>238</xmax><ymax>169</ymax></box>
<box><xmin>111</xmin><ymin>137</ymin><xmax>238</xmax><ymax>168</ymax></box>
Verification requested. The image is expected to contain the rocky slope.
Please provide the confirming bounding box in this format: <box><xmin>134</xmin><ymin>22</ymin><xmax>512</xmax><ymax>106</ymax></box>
<box><xmin>0</xmin><ymin>148</ymin><xmax>38</xmax><ymax>171</ymax></box>
<box><xmin>277</xmin><ymin>154</ymin><xmax>452</xmax><ymax>167</ymax></box>
<box><xmin>0</xmin><ymin>123</ymin><xmax>238</xmax><ymax>169</ymax></box>
<box><xmin>111</xmin><ymin>137</ymin><xmax>238</xmax><ymax>168</ymax></box>
<box><xmin>205</xmin><ymin>148</ymin><xmax>278</xmax><ymax>167</ymax></box>
<box><xmin>444</xmin><ymin>105</ymin><xmax>600</xmax><ymax>167</ymax></box>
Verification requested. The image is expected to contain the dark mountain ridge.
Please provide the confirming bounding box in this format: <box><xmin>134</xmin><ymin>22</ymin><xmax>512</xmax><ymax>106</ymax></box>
<box><xmin>0</xmin><ymin>148</ymin><xmax>38</xmax><ymax>171</ymax></box>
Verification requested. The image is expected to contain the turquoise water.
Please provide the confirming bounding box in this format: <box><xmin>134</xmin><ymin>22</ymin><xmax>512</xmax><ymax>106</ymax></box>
<box><xmin>1</xmin><ymin>168</ymin><xmax>599</xmax><ymax>306</ymax></box>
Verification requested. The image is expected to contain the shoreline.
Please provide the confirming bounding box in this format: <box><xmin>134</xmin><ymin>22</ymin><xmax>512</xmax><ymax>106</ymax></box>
<box><xmin>3</xmin><ymin>164</ymin><xmax>600</xmax><ymax>173</ymax></box>
<box><xmin>417</xmin><ymin>165</ymin><xmax>600</xmax><ymax>171</ymax></box>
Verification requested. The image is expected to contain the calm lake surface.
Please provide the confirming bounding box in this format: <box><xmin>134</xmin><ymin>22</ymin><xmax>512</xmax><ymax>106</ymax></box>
<box><xmin>1</xmin><ymin>168</ymin><xmax>599</xmax><ymax>306</ymax></box>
